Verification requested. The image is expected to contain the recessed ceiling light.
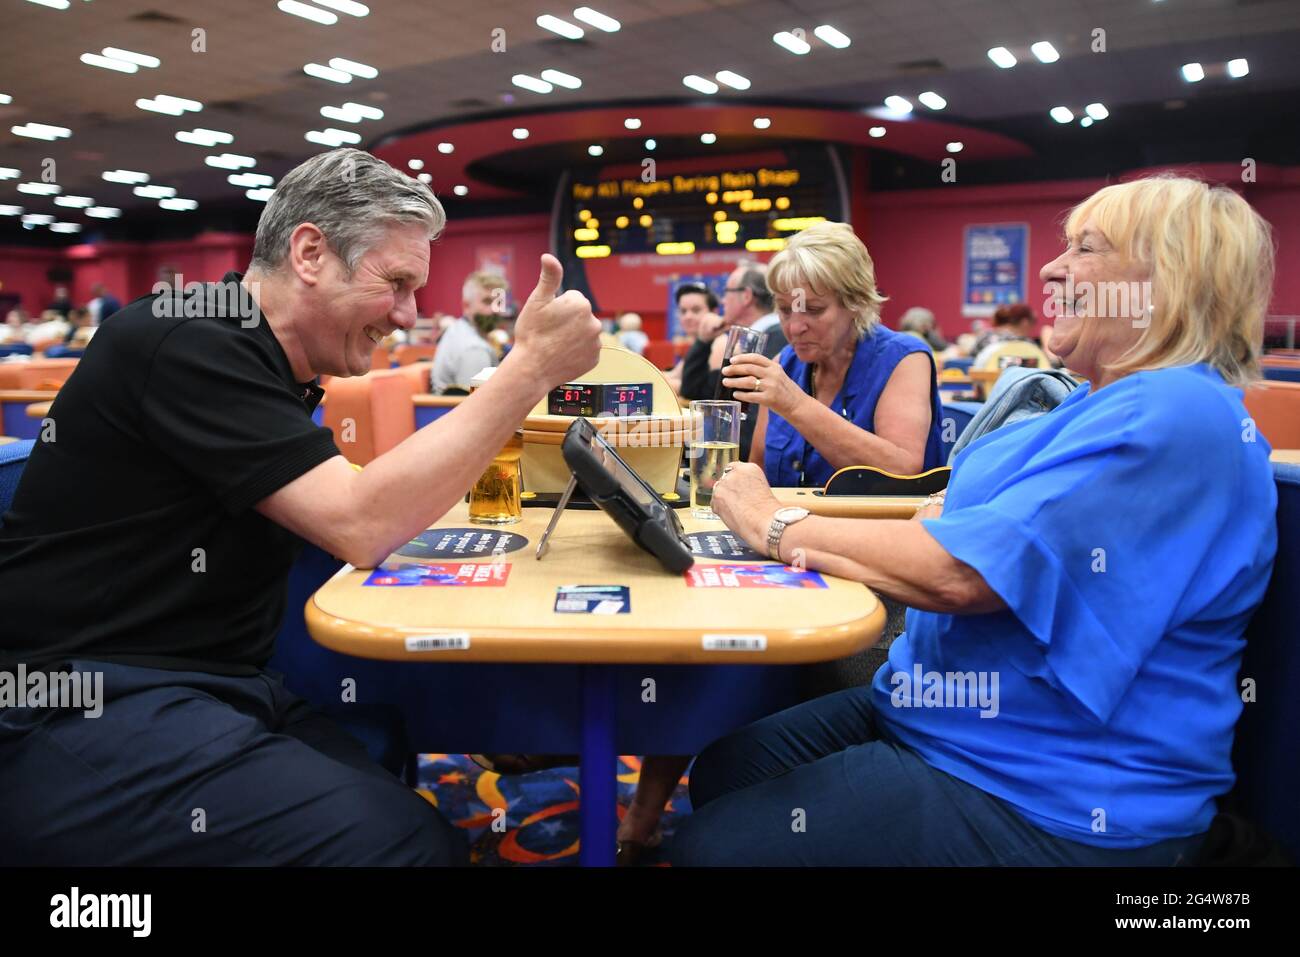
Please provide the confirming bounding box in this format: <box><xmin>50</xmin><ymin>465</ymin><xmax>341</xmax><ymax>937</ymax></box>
<box><xmin>883</xmin><ymin>95</ymin><xmax>913</xmax><ymax>114</ymax></box>
<box><xmin>322</xmin><ymin>127</ymin><xmax>360</xmax><ymax>144</ymax></box>
<box><xmin>437</xmin><ymin>142</ymin><xmax>454</xmax><ymax>153</ymax></box>
<box><xmin>136</xmin><ymin>98</ymin><xmax>185</xmax><ymax>116</ymax></box>
<box><xmin>1031</xmin><ymin>41</ymin><xmax>1060</xmax><ymax>63</ymax></box>
<box><xmin>0</xmin><ymin>94</ymin><xmax>11</xmax><ymax>105</ymax></box>
<box><xmin>0</xmin><ymin>205</ymin><xmax>24</xmax><ymax>216</ymax></box>
<box><xmin>50</xmin><ymin>222</ymin><xmax>82</xmax><ymax>233</ymax></box>
<box><xmin>12</xmin><ymin>123</ymin><xmax>72</xmax><ymax>140</ymax></box>
<box><xmin>176</xmin><ymin>128</ymin><xmax>233</xmax><ymax>146</ymax></box>
<box><xmin>700</xmin><ymin>133</ymin><xmax>717</xmax><ymax>144</ymax></box>
<box><xmin>313</xmin><ymin>0</ymin><xmax>369</xmax><ymax>16</ymax></box>
<box><xmin>1049</xmin><ymin>106</ymin><xmax>1074</xmax><ymax>123</ymax></box>
<box><xmin>408</xmin><ymin>159</ymin><xmax>424</xmax><ymax>170</ymax></box>
<box><xmin>417</xmin><ymin>172</ymin><xmax>432</xmax><ymax>184</ymax></box>
<box><xmin>1181</xmin><ymin>62</ymin><xmax>1204</xmax><ymax>82</ymax></box>
<box><xmin>304</xmin><ymin>63</ymin><xmax>352</xmax><ymax>83</ymax></box>
<box><xmin>159</xmin><ymin>198</ymin><xmax>199</xmax><ymax>211</ymax></box>
<box><xmin>1084</xmin><ymin>102</ymin><xmax>1108</xmax><ymax>120</ymax></box>
<box><xmin>278</xmin><ymin>0</ymin><xmax>338</xmax><ymax>24</ymax></box>
<box><xmin>917</xmin><ymin>91</ymin><xmax>947</xmax><ymax>110</ymax></box>
<box><xmin>228</xmin><ymin>172</ymin><xmax>274</xmax><ymax>188</ymax></box>
<box><xmin>1227</xmin><ymin>58</ymin><xmax>1249</xmax><ymax>78</ymax></box>
<box><xmin>102</xmin><ymin>169</ymin><xmax>149</xmax><ymax>184</ymax></box>
<box><xmin>716</xmin><ymin>70</ymin><xmax>750</xmax><ymax>90</ymax></box>
<box><xmin>155</xmin><ymin>95</ymin><xmax>202</xmax><ymax>112</ymax></box>
<box><xmin>329</xmin><ymin>58</ymin><xmax>377</xmax><ymax>79</ymax></box>
<box><xmin>0</xmin><ymin>167</ymin><xmax>19</xmax><ymax>180</ymax></box>
<box><xmin>683</xmin><ymin>74</ymin><xmax>719</xmax><ymax>94</ymax></box>
<box><xmin>537</xmin><ymin>14</ymin><xmax>584</xmax><ymax>39</ymax></box>
<box><xmin>18</xmin><ymin>182</ymin><xmax>61</xmax><ymax>195</ymax></box>
<box><xmin>80</xmin><ymin>53</ymin><xmax>138</xmax><ymax>74</ymax></box>
<box><xmin>453</xmin><ymin>184</ymin><xmax>469</xmax><ymax>196</ymax></box>
<box><xmin>321</xmin><ymin>105</ymin><xmax>362</xmax><ymax>123</ymax></box>
<box><xmin>987</xmin><ymin>46</ymin><xmax>1017</xmax><ymax>69</ymax></box>
<box><xmin>21</xmin><ymin>214</ymin><xmax>55</xmax><ymax>225</ymax></box>
<box><xmin>1080</xmin><ymin>116</ymin><xmax>1094</xmax><ymax>128</ymax></box>
<box><xmin>305</xmin><ymin>131</ymin><xmax>343</xmax><ymax>146</ymax></box>
<box><xmin>588</xmin><ymin>144</ymin><xmax>604</xmax><ymax>156</ymax></box>
<box><xmin>773</xmin><ymin>31</ymin><xmax>811</xmax><ymax>55</ymax></box>
<box><xmin>205</xmin><ymin>154</ymin><xmax>256</xmax><ymax>169</ymax></box>
<box><xmin>644</xmin><ymin>138</ymin><xmax>656</xmax><ymax>150</ymax></box>
<box><xmin>85</xmin><ymin>206</ymin><xmax>122</xmax><ymax>219</ymax></box>
<box><xmin>813</xmin><ymin>25</ymin><xmax>850</xmax><ymax>49</ymax></box>
<box><xmin>246</xmin><ymin>188</ymin><xmax>275</xmax><ymax>202</ymax></box>
<box><xmin>946</xmin><ymin>142</ymin><xmax>963</xmax><ymax>153</ymax></box>
<box><xmin>134</xmin><ymin>185</ymin><xmax>177</xmax><ymax>199</ymax></box>
<box><xmin>513</xmin><ymin>128</ymin><xmax>530</xmax><ymax>140</ymax></box>
<box><xmin>541</xmin><ymin>69</ymin><xmax>582</xmax><ymax>89</ymax></box>
<box><xmin>54</xmin><ymin>195</ymin><xmax>94</xmax><ymax>207</ymax></box>
<box><xmin>624</xmin><ymin>118</ymin><xmax>641</xmax><ymax>130</ymax></box>
<box><xmin>343</xmin><ymin>102</ymin><xmax>383</xmax><ymax>120</ymax></box>
<box><xmin>102</xmin><ymin>47</ymin><xmax>160</xmax><ymax>68</ymax></box>
<box><xmin>25</xmin><ymin>0</ymin><xmax>70</xmax><ymax>9</ymax></box>
<box><xmin>573</xmin><ymin>7</ymin><xmax>620</xmax><ymax>32</ymax></box>
<box><xmin>869</xmin><ymin>126</ymin><xmax>886</xmax><ymax>137</ymax></box>
<box><xmin>753</xmin><ymin>117</ymin><xmax>771</xmax><ymax>129</ymax></box>
<box><xmin>512</xmin><ymin>74</ymin><xmax>553</xmax><ymax>94</ymax></box>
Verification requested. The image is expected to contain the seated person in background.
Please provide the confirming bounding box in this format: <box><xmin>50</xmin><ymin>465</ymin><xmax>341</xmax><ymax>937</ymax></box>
<box><xmin>899</xmin><ymin>306</ymin><xmax>948</xmax><ymax>351</ymax></box>
<box><xmin>0</xmin><ymin>147</ymin><xmax>603</xmax><ymax>866</ymax></box>
<box><xmin>2</xmin><ymin>308</ymin><xmax>30</xmax><ymax>344</ymax></box>
<box><xmin>615</xmin><ymin>311</ymin><xmax>649</xmax><ymax>355</ymax></box>
<box><xmin>664</xmin><ymin>283</ymin><xmax>718</xmax><ymax>393</ymax></box>
<box><xmin>671</xmin><ymin>175</ymin><xmax>1277</xmax><ymax>866</ymax></box>
<box><xmin>680</xmin><ymin>261</ymin><xmax>788</xmax><ymax>459</ymax></box>
<box><xmin>971</xmin><ymin>302</ymin><xmax>1037</xmax><ymax>361</ymax></box>
<box><xmin>46</xmin><ymin>285</ymin><xmax>73</xmax><ymax>319</ymax></box>
<box><xmin>724</xmin><ymin>221</ymin><xmax>945</xmax><ymax>485</ymax></box>
<box><xmin>430</xmin><ymin>270</ymin><xmax>509</xmax><ymax>394</ymax></box>
<box><xmin>87</xmin><ymin>283</ymin><xmax>122</xmax><ymax>325</ymax></box>
<box><xmin>63</xmin><ymin>307</ymin><xmax>96</xmax><ymax>347</ymax></box>
<box><xmin>25</xmin><ymin>309</ymin><xmax>71</xmax><ymax>348</ymax></box>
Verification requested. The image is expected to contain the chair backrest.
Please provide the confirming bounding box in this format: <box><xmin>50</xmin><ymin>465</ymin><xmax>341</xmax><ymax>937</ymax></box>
<box><xmin>939</xmin><ymin>400</ymin><xmax>983</xmax><ymax>463</ymax></box>
<box><xmin>0</xmin><ymin>359</ymin><xmax>78</xmax><ymax>391</ymax></box>
<box><xmin>42</xmin><ymin>345</ymin><xmax>84</xmax><ymax>359</ymax></box>
<box><xmin>940</xmin><ymin>356</ymin><xmax>974</xmax><ymax>373</ymax></box>
<box><xmin>643</xmin><ymin>339</ymin><xmax>677</xmax><ymax>371</ymax></box>
<box><xmin>0</xmin><ymin>344</ymin><xmax>34</xmax><ymax>358</ymax></box>
<box><xmin>1232</xmin><ymin>462</ymin><xmax>1300</xmax><ymax>861</ymax></box>
<box><xmin>1243</xmin><ymin>380</ymin><xmax>1300</xmax><ymax>449</ymax></box>
<box><xmin>0</xmin><ymin>439</ymin><xmax>36</xmax><ymax>524</ymax></box>
<box><xmin>1262</xmin><ymin>365</ymin><xmax>1300</xmax><ymax>384</ymax></box>
<box><xmin>822</xmin><ymin>464</ymin><xmax>951</xmax><ymax>496</ymax></box>
<box><xmin>322</xmin><ymin>369</ymin><xmax>419</xmax><ymax>465</ymax></box>
<box><xmin>393</xmin><ymin>344</ymin><xmax>436</xmax><ymax>366</ymax></box>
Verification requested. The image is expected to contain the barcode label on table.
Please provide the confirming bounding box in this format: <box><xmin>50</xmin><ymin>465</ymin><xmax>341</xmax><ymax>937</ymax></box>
<box><xmin>702</xmin><ymin>634</ymin><xmax>767</xmax><ymax>652</ymax></box>
<box><xmin>405</xmin><ymin>633</ymin><xmax>471</xmax><ymax>652</ymax></box>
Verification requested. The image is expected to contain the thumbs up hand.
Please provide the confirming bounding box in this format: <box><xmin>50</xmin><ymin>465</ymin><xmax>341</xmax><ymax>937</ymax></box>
<box><xmin>510</xmin><ymin>253</ymin><xmax>603</xmax><ymax>387</ymax></box>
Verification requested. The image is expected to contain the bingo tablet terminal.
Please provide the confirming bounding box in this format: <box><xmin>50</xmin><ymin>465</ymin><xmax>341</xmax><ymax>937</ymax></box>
<box><xmin>561</xmin><ymin>417</ymin><xmax>695</xmax><ymax>573</ymax></box>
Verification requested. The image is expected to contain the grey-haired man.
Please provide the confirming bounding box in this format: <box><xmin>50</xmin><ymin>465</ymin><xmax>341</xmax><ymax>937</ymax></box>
<box><xmin>0</xmin><ymin>149</ymin><xmax>601</xmax><ymax>865</ymax></box>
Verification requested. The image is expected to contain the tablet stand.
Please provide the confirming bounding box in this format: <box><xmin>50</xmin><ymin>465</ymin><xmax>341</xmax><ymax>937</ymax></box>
<box><xmin>535</xmin><ymin>474</ymin><xmax>579</xmax><ymax>560</ymax></box>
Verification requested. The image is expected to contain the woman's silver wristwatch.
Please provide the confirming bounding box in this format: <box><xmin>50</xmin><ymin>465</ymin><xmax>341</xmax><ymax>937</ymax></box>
<box><xmin>766</xmin><ymin>506</ymin><xmax>811</xmax><ymax>561</ymax></box>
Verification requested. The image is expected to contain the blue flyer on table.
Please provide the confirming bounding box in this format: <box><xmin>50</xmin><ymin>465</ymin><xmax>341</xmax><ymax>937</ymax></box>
<box><xmin>554</xmin><ymin>585</ymin><xmax>631</xmax><ymax>614</ymax></box>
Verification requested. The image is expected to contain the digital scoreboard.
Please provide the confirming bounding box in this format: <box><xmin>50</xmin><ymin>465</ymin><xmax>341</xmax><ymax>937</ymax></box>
<box><xmin>564</xmin><ymin>147</ymin><xmax>842</xmax><ymax>259</ymax></box>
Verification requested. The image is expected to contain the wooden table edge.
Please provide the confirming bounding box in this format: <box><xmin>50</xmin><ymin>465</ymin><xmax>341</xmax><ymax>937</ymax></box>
<box><xmin>305</xmin><ymin>591</ymin><xmax>886</xmax><ymax>666</ymax></box>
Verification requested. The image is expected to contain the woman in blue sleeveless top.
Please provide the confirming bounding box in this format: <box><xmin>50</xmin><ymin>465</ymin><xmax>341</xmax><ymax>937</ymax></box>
<box><xmin>671</xmin><ymin>175</ymin><xmax>1278</xmax><ymax>866</ymax></box>
<box><xmin>720</xmin><ymin>222</ymin><xmax>945</xmax><ymax>486</ymax></box>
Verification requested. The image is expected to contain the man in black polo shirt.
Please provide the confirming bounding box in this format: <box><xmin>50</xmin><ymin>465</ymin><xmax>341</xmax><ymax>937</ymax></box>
<box><xmin>0</xmin><ymin>148</ymin><xmax>602</xmax><ymax>865</ymax></box>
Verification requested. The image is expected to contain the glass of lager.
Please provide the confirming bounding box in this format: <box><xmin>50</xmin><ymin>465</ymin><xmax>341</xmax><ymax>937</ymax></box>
<box><xmin>688</xmin><ymin>400</ymin><xmax>741</xmax><ymax>520</ymax></box>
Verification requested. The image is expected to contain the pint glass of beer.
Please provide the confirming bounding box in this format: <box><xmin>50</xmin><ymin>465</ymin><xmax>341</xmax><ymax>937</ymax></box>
<box><xmin>469</xmin><ymin>433</ymin><xmax>523</xmax><ymax>525</ymax></box>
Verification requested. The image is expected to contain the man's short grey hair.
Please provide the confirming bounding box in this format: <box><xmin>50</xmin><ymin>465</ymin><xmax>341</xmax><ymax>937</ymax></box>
<box><xmin>250</xmin><ymin>148</ymin><xmax>445</xmax><ymax>275</ymax></box>
<box><xmin>735</xmin><ymin>260</ymin><xmax>773</xmax><ymax>311</ymax></box>
<box><xmin>899</xmin><ymin>307</ymin><xmax>936</xmax><ymax>333</ymax></box>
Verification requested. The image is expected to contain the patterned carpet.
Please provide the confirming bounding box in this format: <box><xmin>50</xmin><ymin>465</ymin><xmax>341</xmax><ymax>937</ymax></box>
<box><xmin>415</xmin><ymin>754</ymin><xmax>692</xmax><ymax>865</ymax></box>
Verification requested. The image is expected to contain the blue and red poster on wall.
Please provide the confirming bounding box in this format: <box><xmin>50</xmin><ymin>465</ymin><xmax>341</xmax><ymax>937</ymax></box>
<box><xmin>961</xmin><ymin>223</ymin><xmax>1029</xmax><ymax>318</ymax></box>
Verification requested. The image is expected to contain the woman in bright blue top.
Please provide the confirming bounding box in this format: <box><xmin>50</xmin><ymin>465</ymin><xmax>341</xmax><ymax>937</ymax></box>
<box><xmin>720</xmin><ymin>222</ymin><xmax>945</xmax><ymax>485</ymax></box>
<box><xmin>670</xmin><ymin>175</ymin><xmax>1278</xmax><ymax>865</ymax></box>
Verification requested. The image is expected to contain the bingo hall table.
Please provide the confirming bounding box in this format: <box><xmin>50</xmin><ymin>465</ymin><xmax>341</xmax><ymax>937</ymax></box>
<box><xmin>305</xmin><ymin>498</ymin><xmax>885</xmax><ymax>866</ymax></box>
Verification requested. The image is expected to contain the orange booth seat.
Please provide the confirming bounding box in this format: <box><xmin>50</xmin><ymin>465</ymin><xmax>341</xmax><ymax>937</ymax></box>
<box><xmin>322</xmin><ymin>366</ymin><xmax>429</xmax><ymax>465</ymax></box>
<box><xmin>0</xmin><ymin>359</ymin><xmax>79</xmax><ymax>391</ymax></box>
<box><xmin>393</xmin><ymin>344</ymin><xmax>436</xmax><ymax>366</ymax></box>
<box><xmin>1244</xmin><ymin>380</ymin><xmax>1300</xmax><ymax>450</ymax></box>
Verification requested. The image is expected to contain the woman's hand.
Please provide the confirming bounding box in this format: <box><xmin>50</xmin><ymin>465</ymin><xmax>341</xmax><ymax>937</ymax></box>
<box><xmin>722</xmin><ymin>352</ymin><xmax>803</xmax><ymax>418</ymax></box>
<box><xmin>711</xmin><ymin>461</ymin><xmax>781</xmax><ymax>550</ymax></box>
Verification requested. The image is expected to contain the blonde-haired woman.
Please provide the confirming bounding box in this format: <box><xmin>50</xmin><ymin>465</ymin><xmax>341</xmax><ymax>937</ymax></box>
<box><xmin>722</xmin><ymin>221</ymin><xmax>944</xmax><ymax>485</ymax></box>
<box><xmin>671</xmin><ymin>176</ymin><xmax>1277</xmax><ymax>865</ymax></box>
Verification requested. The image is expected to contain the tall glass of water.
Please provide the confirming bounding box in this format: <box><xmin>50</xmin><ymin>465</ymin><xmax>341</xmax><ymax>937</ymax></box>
<box><xmin>688</xmin><ymin>400</ymin><xmax>741</xmax><ymax>520</ymax></box>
